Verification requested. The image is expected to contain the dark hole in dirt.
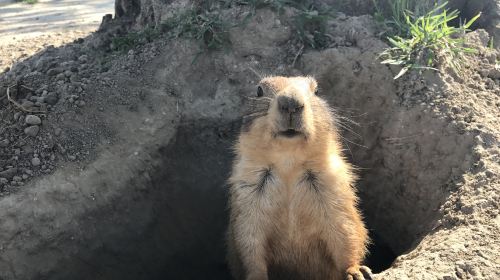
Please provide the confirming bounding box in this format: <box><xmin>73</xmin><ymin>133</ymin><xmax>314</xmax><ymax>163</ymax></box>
<box><xmin>364</xmin><ymin>231</ymin><xmax>397</xmax><ymax>273</ymax></box>
<box><xmin>138</xmin><ymin>119</ymin><xmax>398</xmax><ymax>278</ymax></box>
<box><xmin>150</xmin><ymin>118</ymin><xmax>399</xmax><ymax>277</ymax></box>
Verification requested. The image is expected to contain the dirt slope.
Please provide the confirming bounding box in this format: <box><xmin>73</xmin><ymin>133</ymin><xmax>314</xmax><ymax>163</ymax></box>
<box><xmin>0</xmin><ymin>2</ymin><xmax>498</xmax><ymax>280</ymax></box>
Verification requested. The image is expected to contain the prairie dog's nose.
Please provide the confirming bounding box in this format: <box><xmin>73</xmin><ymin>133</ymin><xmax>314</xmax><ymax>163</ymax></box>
<box><xmin>277</xmin><ymin>96</ymin><xmax>303</xmax><ymax>114</ymax></box>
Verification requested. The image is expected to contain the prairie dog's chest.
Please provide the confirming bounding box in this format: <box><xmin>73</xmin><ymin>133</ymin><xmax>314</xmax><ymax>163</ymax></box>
<box><xmin>235</xmin><ymin>153</ymin><xmax>326</xmax><ymax>218</ymax></box>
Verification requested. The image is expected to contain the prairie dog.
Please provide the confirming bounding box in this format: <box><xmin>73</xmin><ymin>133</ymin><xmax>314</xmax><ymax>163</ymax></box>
<box><xmin>226</xmin><ymin>76</ymin><xmax>372</xmax><ymax>280</ymax></box>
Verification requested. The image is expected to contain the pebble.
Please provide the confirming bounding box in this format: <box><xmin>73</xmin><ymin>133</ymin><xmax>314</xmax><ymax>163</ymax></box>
<box><xmin>0</xmin><ymin>139</ymin><xmax>9</xmax><ymax>147</ymax></box>
<box><xmin>0</xmin><ymin>178</ymin><xmax>8</xmax><ymax>185</ymax></box>
<box><xmin>45</xmin><ymin>93</ymin><xmax>59</xmax><ymax>105</ymax></box>
<box><xmin>25</xmin><ymin>115</ymin><xmax>42</xmax><ymax>125</ymax></box>
<box><xmin>24</xmin><ymin>125</ymin><xmax>40</xmax><ymax>137</ymax></box>
<box><xmin>78</xmin><ymin>55</ymin><xmax>88</xmax><ymax>63</ymax></box>
<box><xmin>13</xmin><ymin>112</ymin><xmax>22</xmax><ymax>121</ymax></box>
<box><xmin>21</xmin><ymin>100</ymin><xmax>34</xmax><ymax>109</ymax></box>
<box><xmin>31</xmin><ymin>157</ymin><xmax>41</xmax><ymax>167</ymax></box>
<box><xmin>56</xmin><ymin>73</ymin><xmax>66</xmax><ymax>81</ymax></box>
<box><xmin>46</xmin><ymin>68</ymin><xmax>63</xmax><ymax>76</ymax></box>
<box><xmin>54</xmin><ymin>128</ymin><xmax>62</xmax><ymax>136</ymax></box>
<box><xmin>0</xmin><ymin>168</ymin><xmax>18</xmax><ymax>179</ymax></box>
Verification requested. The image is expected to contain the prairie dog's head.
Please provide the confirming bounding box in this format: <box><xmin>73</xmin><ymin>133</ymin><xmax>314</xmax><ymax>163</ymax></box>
<box><xmin>243</xmin><ymin>76</ymin><xmax>330</xmax><ymax>142</ymax></box>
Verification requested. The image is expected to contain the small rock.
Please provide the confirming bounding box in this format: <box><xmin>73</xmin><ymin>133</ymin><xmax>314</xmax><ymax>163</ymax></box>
<box><xmin>24</xmin><ymin>125</ymin><xmax>40</xmax><ymax>137</ymax></box>
<box><xmin>47</xmin><ymin>68</ymin><xmax>63</xmax><ymax>76</ymax></box>
<box><xmin>12</xmin><ymin>176</ymin><xmax>22</xmax><ymax>182</ymax></box>
<box><xmin>21</xmin><ymin>100</ymin><xmax>35</xmax><ymax>109</ymax></box>
<box><xmin>0</xmin><ymin>168</ymin><xmax>18</xmax><ymax>179</ymax></box>
<box><xmin>0</xmin><ymin>139</ymin><xmax>9</xmax><ymax>147</ymax></box>
<box><xmin>78</xmin><ymin>55</ymin><xmax>88</xmax><ymax>63</ymax></box>
<box><xmin>487</xmin><ymin>68</ymin><xmax>500</xmax><ymax>79</ymax></box>
<box><xmin>31</xmin><ymin>157</ymin><xmax>41</xmax><ymax>166</ymax></box>
<box><xmin>25</xmin><ymin>115</ymin><xmax>41</xmax><ymax>125</ymax></box>
<box><xmin>56</xmin><ymin>73</ymin><xmax>66</xmax><ymax>81</ymax></box>
<box><xmin>13</xmin><ymin>112</ymin><xmax>22</xmax><ymax>121</ymax></box>
<box><xmin>0</xmin><ymin>178</ymin><xmax>8</xmax><ymax>185</ymax></box>
<box><xmin>486</xmin><ymin>53</ymin><xmax>497</xmax><ymax>64</ymax></box>
<box><xmin>68</xmin><ymin>155</ymin><xmax>76</xmax><ymax>161</ymax></box>
<box><xmin>45</xmin><ymin>93</ymin><xmax>59</xmax><ymax>105</ymax></box>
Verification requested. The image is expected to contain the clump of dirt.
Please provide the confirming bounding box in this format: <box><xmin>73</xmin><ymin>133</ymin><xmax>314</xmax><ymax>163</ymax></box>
<box><xmin>0</xmin><ymin>1</ymin><xmax>498</xmax><ymax>280</ymax></box>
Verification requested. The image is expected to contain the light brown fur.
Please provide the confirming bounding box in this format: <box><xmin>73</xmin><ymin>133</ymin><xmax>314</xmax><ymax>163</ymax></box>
<box><xmin>226</xmin><ymin>76</ymin><xmax>371</xmax><ymax>280</ymax></box>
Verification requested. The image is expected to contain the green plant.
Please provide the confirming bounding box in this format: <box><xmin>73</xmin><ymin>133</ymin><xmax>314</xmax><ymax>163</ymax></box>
<box><xmin>373</xmin><ymin>0</ymin><xmax>434</xmax><ymax>36</ymax></box>
<box><xmin>379</xmin><ymin>1</ymin><xmax>480</xmax><ymax>79</ymax></box>
<box><xmin>16</xmin><ymin>0</ymin><xmax>37</xmax><ymax>4</ymax></box>
<box><xmin>111</xmin><ymin>27</ymin><xmax>161</xmax><ymax>52</ymax></box>
<box><xmin>293</xmin><ymin>5</ymin><xmax>334</xmax><ymax>49</ymax></box>
<box><xmin>161</xmin><ymin>8</ymin><xmax>232</xmax><ymax>50</ymax></box>
<box><xmin>112</xmin><ymin>6</ymin><xmax>232</xmax><ymax>53</ymax></box>
<box><xmin>487</xmin><ymin>37</ymin><xmax>494</xmax><ymax>49</ymax></box>
<box><xmin>230</xmin><ymin>0</ymin><xmax>334</xmax><ymax>49</ymax></box>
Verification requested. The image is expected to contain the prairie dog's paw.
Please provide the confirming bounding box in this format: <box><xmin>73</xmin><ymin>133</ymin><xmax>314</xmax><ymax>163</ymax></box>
<box><xmin>246</xmin><ymin>271</ymin><xmax>268</xmax><ymax>280</ymax></box>
<box><xmin>346</xmin><ymin>265</ymin><xmax>373</xmax><ymax>280</ymax></box>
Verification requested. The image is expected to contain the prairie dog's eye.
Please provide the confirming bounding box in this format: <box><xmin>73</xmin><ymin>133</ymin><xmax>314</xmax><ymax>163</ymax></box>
<box><xmin>314</xmin><ymin>88</ymin><xmax>319</xmax><ymax>95</ymax></box>
<box><xmin>256</xmin><ymin>86</ymin><xmax>264</xmax><ymax>97</ymax></box>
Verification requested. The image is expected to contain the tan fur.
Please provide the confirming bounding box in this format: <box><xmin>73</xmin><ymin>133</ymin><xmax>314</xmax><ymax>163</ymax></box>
<box><xmin>226</xmin><ymin>76</ymin><xmax>371</xmax><ymax>280</ymax></box>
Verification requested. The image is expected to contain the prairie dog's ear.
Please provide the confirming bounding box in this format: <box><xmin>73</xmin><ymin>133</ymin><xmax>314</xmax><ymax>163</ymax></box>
<box><xmin>306</xmin><ymin>76</ymin><xmax>318</xmax><ymax>94</ymax></box>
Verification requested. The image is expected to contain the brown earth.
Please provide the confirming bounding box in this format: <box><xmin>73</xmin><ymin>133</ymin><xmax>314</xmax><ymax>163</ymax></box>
<box><xmin>0</xmin><ymin>1</ymin><xmax>499</xmax><ymax>280</ymax></box>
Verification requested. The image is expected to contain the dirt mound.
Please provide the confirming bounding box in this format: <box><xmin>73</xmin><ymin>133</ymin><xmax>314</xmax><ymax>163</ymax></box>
<box><xmin>0</xmin><ymin>2</ymin><xmax>499</xmax><ymax>280</ymax></box>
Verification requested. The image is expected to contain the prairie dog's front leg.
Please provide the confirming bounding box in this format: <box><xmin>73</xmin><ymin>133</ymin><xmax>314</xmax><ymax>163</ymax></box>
<box><xmin>232</xmin><ymin>219</ymin><xmax>268</xmax><ymax>280</ymax></box>
<box><xmin>329</xmin><ymin>203</ymin><xmax>372</xmax><ymax>280</ymax></box>
<box><xmin>228</xmin><ymin>178</ymin><xmax>272</xmax><ymax>280</ymax></box>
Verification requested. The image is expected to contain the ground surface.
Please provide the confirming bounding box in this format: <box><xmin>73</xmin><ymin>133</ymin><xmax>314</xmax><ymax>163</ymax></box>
<box><xmin>0</xmin><ymin>1</ymin><xmax>499</xmax><ymax>280</ymax></box>
<box><xmin>0</xmin><ymin>0</ymin><xmax>114</xmax><ymax>70</ymax></box>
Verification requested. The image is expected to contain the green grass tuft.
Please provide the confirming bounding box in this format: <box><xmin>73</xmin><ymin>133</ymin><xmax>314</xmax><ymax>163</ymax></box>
<box><xmin>111</xmin><ymin>7</ymin><xmax>232</xmax><ymax>53</ymax></box>
<box><xmin>233</xmin><ymin>0</ymin><xmax>335</xmax><ymax>49</ymax></box>
<box><xmin>292</xmin><ymin>4</ymin><xmax>335</xmax><ymax>49</ymax></box>
<box><xmin>161</xmin><ymin>8</ymin><xmax>232</xmax><ymax>50</ymax></box>
<box><xmin>378</xmin><ymin>1</ymin><xmax>480</xmax><ymax>79</ymax></box>
<box><xmin>111</xmin><ymin>27</ymin><xmax>161</xmax><ymax>52</ymax></box>
<box><xmin>16</xmin><ymin>0</ymin><xmax>38</xmax><ymax>4</ymax></box>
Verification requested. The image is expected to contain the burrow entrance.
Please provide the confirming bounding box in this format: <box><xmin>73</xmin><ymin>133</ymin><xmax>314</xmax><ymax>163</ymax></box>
<box><xmin>16</xmin><ymin>51</ymin><xmax>474</xmax><ymax>279</ymax></box>
<box><xmin>45</xmin><ymin>89</ymin><xmax>472</xmax><ymax>280</ymax></box>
